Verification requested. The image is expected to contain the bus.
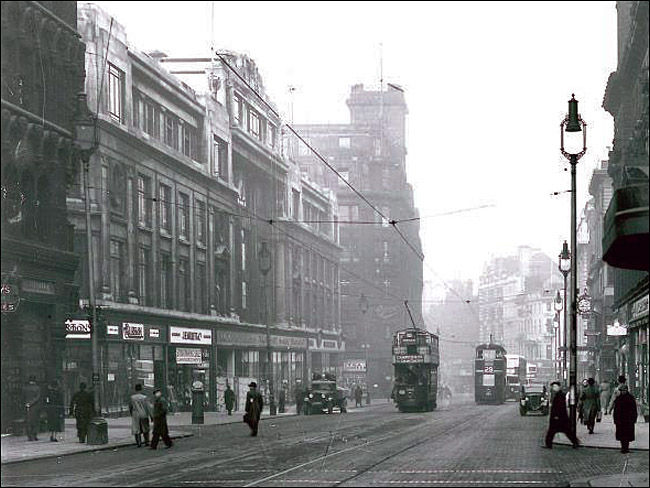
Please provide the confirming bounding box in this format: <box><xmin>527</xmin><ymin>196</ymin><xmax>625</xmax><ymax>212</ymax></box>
<box><xmin>505</xmin><ymin>354</ymin><xmax>528</xmax><ymax>401</ymax></box>
<box><xmin>475</xmin><ymin>341</ymin><xmax>507</xmax><ymax>404</ymax></box>
<box><xmin>392</xmin><ymin>328</ymin><xmax>440</xmax><ymax>412</ymax></box>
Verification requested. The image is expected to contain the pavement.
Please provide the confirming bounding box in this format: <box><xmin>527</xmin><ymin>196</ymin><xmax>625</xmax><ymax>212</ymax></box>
<box><xmin>0</xmin><ymin>400</ymin><xmax>386</xmax><ymax>466</ymax></box>
<box><xmin>553</xmin><ymin>411</ymin><xmax>649</xmax><ymax>451</ymax></box>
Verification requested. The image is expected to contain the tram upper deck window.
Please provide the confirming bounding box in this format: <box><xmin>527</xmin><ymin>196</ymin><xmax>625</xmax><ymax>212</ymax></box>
<box><xmin>478</xmin><ymin>349</ymin><xmax>498</xmax><ymax>360</ymax></box>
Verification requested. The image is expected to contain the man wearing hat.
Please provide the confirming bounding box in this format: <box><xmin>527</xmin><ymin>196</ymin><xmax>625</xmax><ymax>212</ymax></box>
<box><xmin>150</xmin><ymin>388</ymin><xmax>173</xmax><ymax>450</ymax></box>
<box><xmin>23</xmin><ymin>376</ymin><xmax>41</xmax><ymax>441</ymax></box>
<box><xmin>543</xmin><ymin>381</ymin><xmax>580</xmax><ymax>449</ymax></box>
<box><xmin>244</xmin><ymin>382</ymin><xmax>264</xmax><ymax>437</ymax></box>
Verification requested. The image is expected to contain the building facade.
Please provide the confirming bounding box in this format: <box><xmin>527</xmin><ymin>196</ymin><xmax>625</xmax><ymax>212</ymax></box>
<box><xmin>294</xmin><ymin>84</ymin><xmax>424</xmax><ymax>396</ymax></box>
<box><xmin>602</xmin><ymin>0</ymin><xmax>649</xmax><ymax>410</ymax></box>
<box><xmin>67</xmin><ymin>4</ymin><xmax>341</xmax><ymax>415</ymax></box>
<box><xmin>1</xmin><ymin>1</ymin><xmax>86</xmax><ymax>433</ymax></box>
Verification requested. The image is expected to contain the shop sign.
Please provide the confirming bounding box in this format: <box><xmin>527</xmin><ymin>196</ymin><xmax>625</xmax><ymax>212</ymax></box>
<box><xmin>170</xmin><ymin>326</ymin><xmax>212</xmax><ymax>345</ymax></box>
<box><xmin>217</xmin><ymin>330</ymin><xmax>267</xmax><ymax>347</ymax></box>
<box><xmin>176</xmin><ymin>347</ymin><xmax>203</xmax><ymax>365</ymax></box>
<box><xmin>123</xmin><ymin>322</ymin><xmax>144</xmax><ymax>341</ymax></box>
<box><xmin>107</xmin><ymin>325</ymin><xmax>119</xmax><ymax>335</ymax></box>
<box><xmin>271</xmin><ymin>335</ymin><xmax>308</xmax><ymax>349</ymax></box>
<box><xmin>343</xmin><ymin>359</ymin><xmax>366</xmax><ymax>372</ymax></box>
<box><xmin>65</xmin><ymin>319</ymin><xmax>91</xmax><ymax>339</ymax></box>
<box><xmin>308</xmin><ymin>337</ymin><xmax>338</xmax><ymax>351</ymax></box>
<box><xmin>630</xmin><ymin>294</ymin><xmax>649</xmax><ymax>321</ymax></box>
<box><xmin>150</xmin><ymin>328</ymin><xmax>160</xmax><ymax>338</ymax></box>
<box><xmin>607</xmin><ymin>319</ymin><xmax>628</xmax><ymax>336</ymax></box>
<box><xmin>1</xmin><ymin>275</ymin><xmax>21</xmax><ymax>313</ymax></box>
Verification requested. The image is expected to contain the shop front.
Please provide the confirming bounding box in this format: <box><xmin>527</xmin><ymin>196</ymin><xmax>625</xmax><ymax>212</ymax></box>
<box><xmin>168</xmin><ymin>326</ymin><xmax>215</xmax><ymax>412</ymax></box>
<box><xmin>214</xmin><ymin>328</ymin><xmax>307</xmax><ymax>411</ymax></box>
<box><xmin>628</xmin><ymin>293</ymin><xmax>649</xmax><ymax>411</ymax></box>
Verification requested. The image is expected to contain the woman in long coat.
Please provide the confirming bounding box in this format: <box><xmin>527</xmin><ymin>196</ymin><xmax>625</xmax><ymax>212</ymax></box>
<box><xmin>599</xmin><ymin>379</ymin><xmax>612</xmax><ymax>415</ymax></box>
<box><xmin>613</xmin><ymin>384</ymin><xmax>637</xmax><ymax>454</ymax></box>
<box><xmin>578</xmin><ymin>377</ymin><xmax>600</xmax><ymax>434</ymax></box>
<box><xmin>45</xmin><ymin>380</ymin><xmax>64</xmax><ymax>442</ymax></box>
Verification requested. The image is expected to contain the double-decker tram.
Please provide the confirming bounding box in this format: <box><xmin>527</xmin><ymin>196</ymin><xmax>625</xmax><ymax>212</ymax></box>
<box><xmin>475</xmin><ymin>339</ymin><xmax>507</xmax><ymax>404</ymax></box>
<box><xmin>392</xmin><ymin>328</ymin><xmax>440</xmax><ymax>412</ymax></box>
<box><xmin>505</xmin><ymin>354</ymin><xmax>528</xmax><ymax>401</ymax></box>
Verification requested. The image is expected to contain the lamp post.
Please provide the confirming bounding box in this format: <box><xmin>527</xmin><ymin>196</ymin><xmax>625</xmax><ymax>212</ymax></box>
<box><xmin>75</xmin><ymin>93</ymin><xmax>102</xmax><ymax>419</ymax></box>
<box><xmin>554</xmin><ymin>291</ymin><xmax>563</xmax><ymax>380</ymax></box>
<box><xmin>560</xmin><ymin>94</ymin><xmax>587</xmax><ymax>439</ymax></box>
<box><xmin>558</xmin><ymin>241</ymin><xmax>571</xmax><ymax>385</ymax></box>
<box><xmin>359</xmin><ymin>294</ymin><xmax>369</xmax><ymax>392</ymax></box>
<box><xmin>258</xmin><ymin>241</ymin><xmax>276</xmax><ymax>415</ymax></box>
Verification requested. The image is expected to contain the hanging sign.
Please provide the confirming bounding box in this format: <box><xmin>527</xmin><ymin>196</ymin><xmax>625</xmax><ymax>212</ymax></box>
<box><xmin>123</xmin><ymin>323</ymin><xmax>145</xmax><ymax>341</ymax></box>
<box><xmin>577</xmin><ymin>288</ymin><xmax>592</xmax><ymax>316</ymax></box>
<box><xmin>65</xmin><ymin>319</ymin><xmax>91</xmax><ymax>339</ymax></box>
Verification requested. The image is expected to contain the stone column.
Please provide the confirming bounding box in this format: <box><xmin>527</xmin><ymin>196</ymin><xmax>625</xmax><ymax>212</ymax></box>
<box><xmin>274</xmin><ymin>237</ymin><xmax>286</xmax><ymax>326</ymax></box>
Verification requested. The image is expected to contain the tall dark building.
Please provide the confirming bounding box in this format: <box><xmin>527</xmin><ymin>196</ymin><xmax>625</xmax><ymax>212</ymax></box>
<box><xmin>1</xmin><ymin>1</ymin><xmax>86</xmax><ymax>433</ymax></box>
<box><xmin>294</xmin><ymin>84</ymin><xmax>424</xmax><ymax>395</ymax></box>
<box><xmin>602</xmin><ymin>0</ymin><xmax>649</xmax><ymax>405</ymax></box>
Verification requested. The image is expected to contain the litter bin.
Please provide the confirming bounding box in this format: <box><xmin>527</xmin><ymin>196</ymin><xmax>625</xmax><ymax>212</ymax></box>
<box><xmin>191</xmin><ymin>381</ymin><xmax>205</xmax><ymax>425</ymax></box>
<box><xmin>86</xmin><ymin>417</ymin><xmax>108</xmax><ymax>445</ymax></box>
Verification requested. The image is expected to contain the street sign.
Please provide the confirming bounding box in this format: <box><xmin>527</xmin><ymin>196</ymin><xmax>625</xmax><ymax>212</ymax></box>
<box><xmin>577</xmin><ymin>288</ymin><xmax>592</xmax><ymax>315</ymax></box>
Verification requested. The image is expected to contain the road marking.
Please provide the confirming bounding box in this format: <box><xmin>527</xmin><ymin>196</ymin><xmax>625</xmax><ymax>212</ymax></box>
<box><xmin>367</xmin><ymin>482</ymin><xmax>551</xmax><ymax>485</ymax></box>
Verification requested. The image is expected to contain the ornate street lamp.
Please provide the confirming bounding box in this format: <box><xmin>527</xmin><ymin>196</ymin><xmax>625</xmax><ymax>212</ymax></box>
<box><xmin>554</xmin><ymin>291</ymin><xmax>563</xmax><ymax>379</ymax></box>
<box><xmin>558</xmin><ymin>241</ymin><xmax>571</xmax><ymax>385</ymax></box>
<box><xmin>560</xmin><ymin>94</ymin><xmax>587</xmax><ymax>438</ymax></box>
<box><xmin>258</xmin><ymin>241</ymin><xmax>276</xmax><ymax>415</ymax></box>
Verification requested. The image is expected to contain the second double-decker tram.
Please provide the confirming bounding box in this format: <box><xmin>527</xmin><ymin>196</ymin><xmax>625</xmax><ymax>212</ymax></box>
<box><xmin>475</xmin><ymin>340</ymin><xmax>507</xmax><ymax>404</ymax></box>
<box><xmin>392</xmin><ymin>328</ymin><xmax>440</xmax><ymax>412</ymax></box>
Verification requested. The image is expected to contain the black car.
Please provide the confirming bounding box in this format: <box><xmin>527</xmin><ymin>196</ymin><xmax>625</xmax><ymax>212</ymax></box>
<box><xmin>303</xmin><ymin>376</ymin><xmax>347</xmax><ymax>415</ymax></box>
<box><xmin>519</xmin><ymin>384</ymin><xmax>549</xmax><ymax>416</ymax></box>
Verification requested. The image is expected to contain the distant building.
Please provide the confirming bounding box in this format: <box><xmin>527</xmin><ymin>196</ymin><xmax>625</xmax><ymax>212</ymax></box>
<box><xmin>601</xmin><ymin>0</ymin><xmax>648</xmax><ymax>404</ymax></box>
<box><xmin>294</xmin><ymin>84</ymin><xmax>424</xmax><ymax>395</ymax></box>
<box><xmin>1</xmin><ymin>1</ymin><xmax>86</xmax><ymax>433</ymax></box>
<box><xmin>478</xmin><ymin>247</ymin><xmax>563</xmax><ymax>381</ymax></box>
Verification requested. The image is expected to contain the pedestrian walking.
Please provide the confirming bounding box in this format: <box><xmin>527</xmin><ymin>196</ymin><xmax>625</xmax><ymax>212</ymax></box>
<box><xmin>599</xmin><ymin>378</ymin><xmax>612</xmax><ymax>416</ymax></box>
<box><xmin>45</xmin><ymin>379</ymin><xmax>64</xmax><ymax>442</ymax></box>
<box><xmin>129</xmin><ymin>384</ymin><xmax>152</xmax><ymax>448</ymax></box>
<box><xmin>244</xmin><ymin>381</ymin><xmax>263</xmax><ymax>437</ymax></box>
<box><xmin>295</xmin><ymin>381</ymin><xmax>304</xmax><ymax>415</ymax></box>
<box><xmin>612</xmin><ymin>384</ymin><xmax>637</xmax><ymax>454</ymax></box>
<box><xmin>150</xmin><ymin>388</ymin><xmax>173</xmax><ymax>450</ymax></box>
<box><xmin>355</xmin><ymin>385</ymin><xmax>363</xmax><ymax>407</ymax></box>
<box><xmin>543</xmin><ymin>381</ymin><xmax>580</xmax><ymax>449</ymax></box>
<box><xmin>578</xmin><ymin>377</ymin><xmax>600</xmax><ymax>434</ymax></box>
<box><xmin>224</xmin><ymin>385</ymin><xmax>236</xmax><ymax>415</ymax></box>
<box><xmin>69</xmin><ymin>382</ymin><xmax>94</xmax><ymax>443</ymax></box>
<box><xmin>278</xmin><ymin>385</ymin><xmax>286</xmax><ymax>413</ymax></box>
<box><xmin>23</xmin><ymin>376</ymin><xmax>41</xmax><ymax>441</ymax></box>
<box><xmin>608</xmin><ymin>375</ymin><xmax>627</xmax><ymax>414</ymax></box>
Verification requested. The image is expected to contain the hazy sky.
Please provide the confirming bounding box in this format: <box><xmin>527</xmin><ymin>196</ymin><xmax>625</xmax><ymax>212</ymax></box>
<box><xmin>92</xmin><ymin>1</ymin><xmax>617</xmax><ymax>298</ymax></box>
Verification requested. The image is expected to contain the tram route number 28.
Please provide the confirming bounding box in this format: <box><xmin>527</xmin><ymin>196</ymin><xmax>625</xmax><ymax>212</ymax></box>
<box><xmin>484</xmin><ymin>365</ymin><xmax>494</xmax><ymax>373</ymax></box>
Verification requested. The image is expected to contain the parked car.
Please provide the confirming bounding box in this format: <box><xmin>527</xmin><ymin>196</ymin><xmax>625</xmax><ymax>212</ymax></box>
<box><xmin>303</xmin><ymin>373</ymin><xmax>347</xmax><ymax>414</ymax></box>
<box><xmin>519</xmin><ymin>383</ymin><xmax>549</xmax><ymax>416</ymax></box>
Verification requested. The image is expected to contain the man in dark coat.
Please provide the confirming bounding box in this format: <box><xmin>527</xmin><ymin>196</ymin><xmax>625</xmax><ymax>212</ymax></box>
<box><xmin>295</xmin><ymin>381</ymin><xmax>304</xmax><ymax>414</ymax></box>
<box><xmin>23</xmin><ymin>376</ymin><xmax>41</xmax><ymax>441</ymax></box>
<box><xmin>150</xmin><ymin>388</ymin><xmax>173</xmax><ymax>449</ymax></box>
<box><xmin>578</xmin><ymin>377</ymin><xmax>601</xmax><ymax>434</ymax></box>
<box><xmin>612</xmin><ymin>384</ymin><xmax>637</xmax><ymax>454</ymax></box>
<box><xmin>69</xmin><ymin>382</ymin><xmax>94</xmax><ymax>443</ymax></box>
<box><xmin>354</xmin><ymin>385</ymin><xmax>363</xmax><ymax>407</ymax></box>
<box><xmin>278</xmin><ymin>385</ymin><xmax>286</xmax><ymax>413</ymax></box>
<box><xmin>224</xmin><ymin>385</ymin><xmax>235</xmax><ymax>415</ymax></box>
<box><xmin>45</xmin><ymin>379</ymin><xmax>64</xmax><ymax>442</ymax></box>
<box><xmin>244</xmin><ymin>382</ymin><xmax>263</xmax><ymax>437</ymax></box>
<box><xmin>543</xmin><ymin>381</ymin><xmax>580</xmax><ymax>449</ymax></box>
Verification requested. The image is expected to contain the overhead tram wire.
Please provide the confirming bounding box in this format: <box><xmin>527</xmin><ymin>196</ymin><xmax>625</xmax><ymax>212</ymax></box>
<box><xmin>210</xmin><ymin>49</ymin><xmax>476</xmax><ymax>315</ymax></box>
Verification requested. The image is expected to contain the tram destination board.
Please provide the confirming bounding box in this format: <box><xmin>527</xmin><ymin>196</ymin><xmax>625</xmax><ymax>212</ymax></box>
<box><xmin>394</xmin><ymin>354</ymin><xmax>425</xmax><ymax>364</ymax></box>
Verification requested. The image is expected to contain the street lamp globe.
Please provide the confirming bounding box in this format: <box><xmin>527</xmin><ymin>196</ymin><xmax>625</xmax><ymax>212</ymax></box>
<box><xmin>75</xmin><ymin>93</ymin><xmax>97</xmax><ymax>154</ymax></box>
<box><xmin>559</xmin><ymin>241</ymin><xmax>571</xmax><ymax>276</ymax></box>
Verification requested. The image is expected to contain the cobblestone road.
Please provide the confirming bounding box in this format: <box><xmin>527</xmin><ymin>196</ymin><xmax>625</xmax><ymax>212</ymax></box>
<box><xmin>1</xmin><ymin>396</ymin><xmax>647</xmax><ymax>487</ymax></box>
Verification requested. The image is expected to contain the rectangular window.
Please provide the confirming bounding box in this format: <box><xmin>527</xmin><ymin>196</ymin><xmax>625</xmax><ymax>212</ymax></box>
<box><xmin>196</xmin><ymin>200</ymin><xmax>206</xmax><ymax>244</ymax></box>
<box><xmin>137</xmin><ymin>175</ymin><xmax>151</xmax><ymax>227</ymax></box>
<box><xmin>182</xmin><ymin>123</ymin><xmax>196</xmax><ymax>159</ymax></box>
<box><xmin>132</xmin><ymin>91</ymin><xmax>140</xmax><ymax>128</ymax></box>
<box><xmin>159</xmin><ymin>183</ymin><xmax>172</xmax><ymax>231</ymax></box>
<box><xmin>249</xmin><ymin>110</ymin><xmax>260</xmax><ymax>139</ymax></box>
<box><xmin>143</xmin><ymin>100</ymin><xmax>159</xmax><ymax>138</ymax></box>
<box><xmin>212</xmin><ymin>136</ymin><xmax>228</xmax><ymax>178</ymax></box>
<box><xmin>178</xmin><ymin>192</ymin><xmax>190</xmax><ymax>239</ymax></box>
<box><xmin>138</xmin><ymin>247</ymin><xmax>151</xmax><ymax>306</ymax></box>
<box><xmin>178</xmin><ymin>258</ymin><xmax>190</xmax><ymax>312</ymax></box>
<box><xmin>160</xmin><ymin>253</ymin><xmax>172</xmax><ymax>309</ymax></box>
<box><xmin>267</xmin><ymin>124</ymin><xmax>276</xmax><ymax>148</ymax></box>
<box><xmin>241</xmin><ymin>281</ymin><xmax>247</xmax><ymax>310</ymax></box>
<box><xmin>196</xmin><ymin>262</ymin><xmax>207</xmax><ymax>314</ymax></box>
<box><xmin>110</xmin><ymin>239</ymin><xmax>125</xmax><ymax>301</ymax></box>
<box><xmin>292</xmin><ymin>190</ymin><xmax>300</xmax><ymax>219</ymax></box>
<box><xmin>234</xmin><ymin>95</ymin><xmax>243</xmax><ymax>126</ymax></box>
<box><xmin>164</xmin><ymin>114</ymin><xmax>179</xmax><ymax>150</ymax></box>
<box><xmin>338</xmin><ymin>137</ymin><xmax>350</xmax><ymax>149</ymax></box>
<box><xmin>108</xmin><ymin>63</ymin><xmax>123</xmax><ymax>122</ymax></box>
